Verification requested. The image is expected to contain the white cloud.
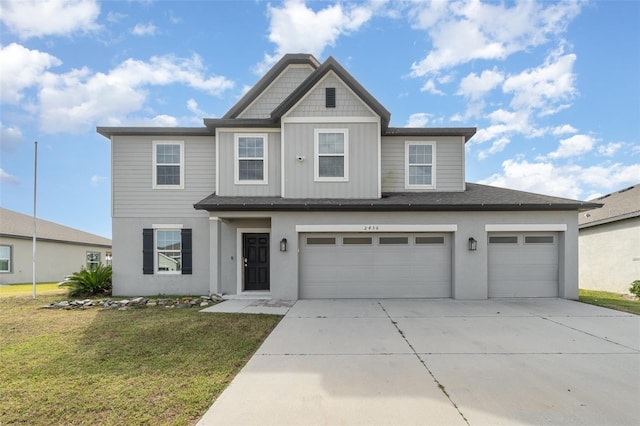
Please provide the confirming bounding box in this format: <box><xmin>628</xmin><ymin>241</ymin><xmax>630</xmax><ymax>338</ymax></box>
<box><xmin>0</xmin><ymin>0</ymin><xmax>101</xmax><ymax>39</ymax></box>
<box><xmin>186</xmin><ymin>98</ymin><xmax>208</xmax><ymax>117</ymax></box>
<box><xmin>257</xmin><ymin>0</ymin><xmax>375</xmax><ymax>73</ymax></box>
<box><xmin>410</xmin><ymin>0</ymin><xmax>582</xmax><ymax>77</ymax></box>
<box><xmin>0</xmin><ymin>168</ymin><xmax>19</xmax><ymax>185</ymax></box>
<box><xmin>552</xmin><ymin>124</ymin><xmax>578</xmax><ymax>135</ymax></box>
<box><xmin>420</xmin><ymin>78</ymin><xmax>444</xmax><ymax>95</ymax></box>
<box><xmin>406</xmin><ymin>113</ymin><xmax>432</xmax><ymax>127</ymax></box>
<box><xmin>131</xmin><ymin>23</ymin><xmax>158</xmax><ymax>36</ymax></box>
<box><xmin>503</xmin><ymin>48</ymin><xmax>577</xmax><ymax>111</ymax></box>
<box><xmin>597</xmin><ymin>142</ymin><xmax>623</xmax><ymax>157</ymax></box>
<box><xmin>547</xmin><ymin>134</ymin><xmax>596</xmax><ymax>159</ymax></box>
<box><xmin>458</xmin><ymin>68</ymin><xmax>504</xmax><ymax>100</ymax></box>
<box><xmin>106</xmin><ymin>11</ymin><xmax>126</xmax><ymax>24</ymax></box>
<box><xmin>479</xmin><ymin>158</ymin><xmax>640</xmax><ymax>199</ymax></box>
<box><xmin>90</xmin><ymin>175</ymin><xmax>106</xmax><ymax>186</ymax></box>
<box><xmin>38</xmin><ymin>54</ymin><xmax>234</xmax><ymax>133</ymax></box>
<box><xmin>0</xmin><ymin>43</ymin><xmax>62</xmax><ymax>104</ymax></box>
<box><xmin>0</xmin><ymin>122</ymin><xmax>23</xmax><ymax>153</ymax></box>
<box><xmin>477</xmin><ymin>137</ymin><xmax>510</xmax><ymax>160</ymax></box>
<box><xmin>472</xmin><ymin>109</ymin><xmax>531</xmax><ymax>144</ymax></box>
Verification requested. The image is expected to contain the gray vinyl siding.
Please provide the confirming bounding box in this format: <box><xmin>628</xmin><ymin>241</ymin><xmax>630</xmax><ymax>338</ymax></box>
<box><xmin>283</xmin><ymin>122</ymin><xmax>379</xmax><ymax>199</ymax></box>
<box><xmin>216</xmin><ymin>131</ymin><xmax>281</xmax><ymax>196</ymax></box>
<box><xmin>239</xmin><ymin>66</ymin><xmax>315</xmax><ymax>119</ymax></box>
<box><xmin>381</xmin><ymin>136</ymin><xmax>465</xmax><ymax>192</ymax></box>
<box><xmin>287</xmin><ymin>73</ymin><xmax>376</xmax><ymax>118</ymax></box>
<box><xmin>112</xmin><ymin>136</ymin><xmax>215</xmax><ymax>218</ymax></box>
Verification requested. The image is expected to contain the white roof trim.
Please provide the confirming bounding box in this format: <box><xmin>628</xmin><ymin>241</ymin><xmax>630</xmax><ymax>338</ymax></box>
<box><xmin>485</xmin><ymin>224</ymin><xmax>567</xmax><ymax>232</ymax></box>
<box><xmin>296</xmin><ymin>224</ymin><xmax>458</xmax><ymax>233</ymax></box>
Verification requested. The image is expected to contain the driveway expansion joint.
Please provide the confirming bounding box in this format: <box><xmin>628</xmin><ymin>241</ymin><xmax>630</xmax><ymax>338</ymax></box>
<box><xmin>377</xmin><ymin>301</ymin><xmax>470</xmax><ymax>425</ymax></box>
<box><xmin>540</xmin><ymin>316</ymin><xmax>640</xmax><ymax>352</ymax></box>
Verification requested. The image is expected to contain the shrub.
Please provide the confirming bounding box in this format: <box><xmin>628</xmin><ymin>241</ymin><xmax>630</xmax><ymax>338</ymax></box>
<box><xmin>58</xmin><ymin>264</ymin><xmax>112</xmax><ymax>297</ymax></box>
<box><xmin>630</xmin><ymin>280</ymin><xmax>640</xmax><ymax>298</ymax></box>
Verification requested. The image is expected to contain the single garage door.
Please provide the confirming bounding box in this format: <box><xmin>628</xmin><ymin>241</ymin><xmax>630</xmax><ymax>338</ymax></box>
<box><xmin>300</xmin><ymin>233</ymin><xmax>451</xmax><ymax>299</ymax></box>
<box><xmin>488</xmin><ymin>232</ymin><xmax>559</xmax><ymax>297</ymax></box>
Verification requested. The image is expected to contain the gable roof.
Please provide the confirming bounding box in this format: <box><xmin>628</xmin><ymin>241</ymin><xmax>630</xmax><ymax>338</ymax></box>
<box><xmin>223</xmin><ymin>54</ymin><xmax>320</xmax><ymax>119</ymax></box>
<box><xmin>579</xmin><ymin>184</ymin><xmax>640</xmax><ymax>228</ymax></box>
<box><xmin>0</xmin><ymin>208</ymin><xmax>112</xmax><ymax>247</ymax></box>
<box><xmin>271</xmin><ymin>56</ymin><xmax>392</xmax><ymax>131</ymax></box>
<box><xmin>194</xmin><ymin>183</ymin><xmax>601</xmax><ymax>212</ymax></box>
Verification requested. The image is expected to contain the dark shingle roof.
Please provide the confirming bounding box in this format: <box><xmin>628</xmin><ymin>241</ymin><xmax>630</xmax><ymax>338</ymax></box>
<box><xmin>97</xmin><ymin>127</ymin><xmax>210</xmax><ymax>137</ymax></box>
<box><xmin>579</xmin><ymin>184</ymin><xmax>640</xmax><ymax>228</ymax></box>
<box><xmin>385</xmin><ymin>127</ymin><xmax>476</xmax><ymax>142</ymax></box>
<box><xmin>194</xmin><ymin>183</ymin><xmax>601</xmax><ymax>212</ymax></box>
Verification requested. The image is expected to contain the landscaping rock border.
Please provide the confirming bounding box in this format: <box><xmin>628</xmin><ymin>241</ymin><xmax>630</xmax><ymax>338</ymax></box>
<box><xmin>40</xmin><ymin>294</ymin><xmax>225</xmax><ymax>310</ymax></box>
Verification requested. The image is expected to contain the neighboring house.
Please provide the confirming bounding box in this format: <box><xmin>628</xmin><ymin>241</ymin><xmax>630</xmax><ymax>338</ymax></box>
<box><xmin>98</xmin><ymin>54</ymin><xmax>599</xmax><ymax>299</ymax></box>
<box><xmin>579</xmin><ymin>184</ymin><xmax>640</xmax><ymax>294</ymax></box>
<box><xmin>0</xmin><ymin>208</ymin><xmax>112</xmax><ymax>285</ymax></box>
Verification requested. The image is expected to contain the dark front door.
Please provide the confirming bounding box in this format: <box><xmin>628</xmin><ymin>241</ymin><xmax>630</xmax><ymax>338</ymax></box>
<box><xmin>243</xmin><ymin>233</ymin><xmax>270</xmax><ymax>291</ymax></box>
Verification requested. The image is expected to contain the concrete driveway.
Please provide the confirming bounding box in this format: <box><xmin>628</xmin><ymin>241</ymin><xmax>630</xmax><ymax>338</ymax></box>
<box><xmin>197</xmin><ymin>299</ymin><xmax>640</xmax><ymax>425</ymax></box>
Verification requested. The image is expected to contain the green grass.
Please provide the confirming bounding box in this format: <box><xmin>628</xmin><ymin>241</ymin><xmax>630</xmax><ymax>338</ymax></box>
<box><xmin>0</xmin><ymin>293</ymin><xmax>281</xmax><ymax>425</ymax></box>
<box><xmin>579</xmin><ymin>289</ymin><xmax>640</xmax><ymax>315</ymax></box>
<box><xmin>0</xmin><ymin>282</ymin><xmax>65</xmax><ymax>297</ymax></box>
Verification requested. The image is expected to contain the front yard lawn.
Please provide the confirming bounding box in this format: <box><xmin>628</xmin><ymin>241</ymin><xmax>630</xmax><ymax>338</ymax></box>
<box><xmin>0</xmin><ymin>293</ymin><xmax>281</xmax><ymax>425</ymax></box>
<box><xmin>579</xmin><ymin>289</ymin><xmax>640</xmax><ymax>315</ymax></box>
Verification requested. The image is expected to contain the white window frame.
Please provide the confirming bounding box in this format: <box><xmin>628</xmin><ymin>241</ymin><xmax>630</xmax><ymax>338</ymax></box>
<box><xmin>86</xmin><ymin>251</ymin><xmax>101</xmax><ymax>269</ymax></box>
<box><xmin>0</xmin><ymin>244</ymin><xmax>11</xmax><ymax>273</ymax></box>
<box><xmin>405</xmin><ymin>141</ymin><xmax>436</xmax><ymax>189</ymax></box>
<box><xmin>314</xmin><ymin>129</ymin><xmax>349</xmax><ymax>182</ymax></box>
<box><xmin>234</xmin><ymin>133</ymin><xmax>268</xmax><ymax>185</ymax></box>
<box><xmin>152</xmin><ymin>141</ymin><xmax>184</xmax><ymax>189</ymax></box>
<box><xmin>153</xmin><ymin>224</ymin><xmax>183</xmax><ymax>275</ymax></box>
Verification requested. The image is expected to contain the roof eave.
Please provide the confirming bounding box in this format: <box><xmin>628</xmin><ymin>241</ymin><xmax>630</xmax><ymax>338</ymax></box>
<box><xmin>579</xmin><ymin>210</ymin><xmax>640</xmax><ymax>228</ymax></box>
<box><xmin>385</xmin><ymin>127</ymin><xmax>477</xmax><ymax>142</ymax></box>
<box><xmin>203</xmin><ymin>118</ymin><xmax>279</xmax><ymax>132</ymax></box>
<box><xmin>97</xmin><ymin>127</ymin><xmax>211</xmax><ymax>138</ymax></box>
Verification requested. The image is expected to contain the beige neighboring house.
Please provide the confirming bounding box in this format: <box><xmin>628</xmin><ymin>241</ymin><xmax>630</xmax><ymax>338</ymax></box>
<box><xmin>579</xmin><ymin>184</ymin><xmax>640</xmax><ymax>294</ymax></box>
<box><xmin>0</xmin><ymin>208</ymin><xmax>112</xmax><ymax>285</ymax></box>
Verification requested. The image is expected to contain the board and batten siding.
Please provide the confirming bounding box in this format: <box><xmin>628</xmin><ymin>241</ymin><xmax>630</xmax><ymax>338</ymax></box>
<box><xmin>287</xmin><ymin>73</ymin><xmax>376</xmax><ymax>118</ymax></box>
<box><xmin>239</xmin><ymin>65</ymin><xmax>315</xmax><ymax>119</ymax></box>
<box><xmin>381</xmin><ymin>136</ymin><xmax>465</xmax><ymax>192</ymax></box>
<box><xmin>216</xmin><ymin>131</ymin><xmax>281</xmax><ymax>196</ymax></box>
<box><xmin>112</xmin><ymin>136</ymin><xmax>215</xmax><ymax>218</ymax></box>
<box><xmin>283</xmin><ymin>122</ymin><xmax>379</xmax><ymax>199</ymax></box>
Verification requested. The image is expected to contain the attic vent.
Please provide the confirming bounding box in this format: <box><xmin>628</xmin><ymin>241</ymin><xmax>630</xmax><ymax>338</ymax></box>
<box><xmin>325</xmin><ymin>87</ymin><xmax>336</xmax><ymax>108</ymax></box>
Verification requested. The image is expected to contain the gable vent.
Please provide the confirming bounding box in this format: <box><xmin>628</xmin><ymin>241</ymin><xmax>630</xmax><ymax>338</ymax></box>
<box><xmin>325</xmin><ymin>87</ymin><xmax>336</xmax><ymax>108</ymax></box>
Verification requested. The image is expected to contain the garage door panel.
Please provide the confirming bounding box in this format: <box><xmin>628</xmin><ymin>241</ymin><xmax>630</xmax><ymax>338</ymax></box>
<box><xmin>488</xmin><ymin>232</ymin><xmax>559</xmax><ymax>298</ymax></box>
<box><xmin>300</xmin><ymin>233</ymin><xmax>451</xmax><ymax>299</ymax></box>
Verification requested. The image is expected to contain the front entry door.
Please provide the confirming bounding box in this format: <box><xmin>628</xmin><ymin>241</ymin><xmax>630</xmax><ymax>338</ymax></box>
<box><xmin>243</xmin><ymin>233</ymin><xmax>270</xmax><ymax>291</ymax></box>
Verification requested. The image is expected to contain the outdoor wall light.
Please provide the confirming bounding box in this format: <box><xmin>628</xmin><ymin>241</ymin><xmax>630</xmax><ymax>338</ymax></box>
<box><xmin>280</xmin><ymin>238</ymin><xmax>288</xmax><ymax>252</ymax></box>
<box><xmin>468</xmin><ymin>237</ymin><xmax>478</xmax><ymax>251</ymax></box>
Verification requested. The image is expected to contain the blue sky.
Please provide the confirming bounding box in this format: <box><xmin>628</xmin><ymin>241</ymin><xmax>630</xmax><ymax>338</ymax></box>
<box><xmin>1</xmin><ymin>0</ymin><xmax>638</xmax><ymax>239</ymax></box>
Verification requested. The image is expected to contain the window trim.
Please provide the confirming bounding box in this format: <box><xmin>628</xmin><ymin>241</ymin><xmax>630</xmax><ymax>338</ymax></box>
<box><xmin>0</xmin><ymin>244</ymin><xmax>12</xmax><ymax>273</ymax></box>
<box><xmin>405</xmin><ymin>141</ymin><xmax>436</xmax><ymax>189</ymax></box>
<box><xmin>152</xmin><ymin>141</ymin><xmax>184</xmax><ymax>189</ymax></box>
<box><xmin>86</xmin><ymin>251</ymin><xmax>101</xmax><ymax>269</ymax></box>
<box><xmin>234</xmin><ymin>133</ymin><xmax>268</xmax><ymax>185</ymax></box>
<box><xmin>314</xmin><ymin>129</ymin><xmax>349</xmax><ymax>182</ymax></box>
<box><xmin>155</xmin><ymin>228</ymin><xmax>182</xmax><ymax>275</ymax></box>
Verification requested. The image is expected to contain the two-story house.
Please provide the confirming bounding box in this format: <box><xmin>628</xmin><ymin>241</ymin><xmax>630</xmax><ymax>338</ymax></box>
<box><xmin>98</xmin><ymin>54</ymin><xmax>599</xmax><ymax>299</ymax></box>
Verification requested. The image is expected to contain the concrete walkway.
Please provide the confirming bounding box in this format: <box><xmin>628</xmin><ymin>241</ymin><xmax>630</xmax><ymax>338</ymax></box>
<box><xmin>197</xmin><ymin>299</ymin><xmax>640</xmax><ymax>425</ymax></box>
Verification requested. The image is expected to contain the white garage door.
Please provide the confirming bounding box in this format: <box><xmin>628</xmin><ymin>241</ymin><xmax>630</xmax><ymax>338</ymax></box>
<box><xmin>300</xmin><ymin>233</ymin><xmax>451</xmax><ymax>299</ymax></box>
<box><xmin>488</xmin><ymin>233</ymin><xmax>559</xmax><ymax>297</ymax></box>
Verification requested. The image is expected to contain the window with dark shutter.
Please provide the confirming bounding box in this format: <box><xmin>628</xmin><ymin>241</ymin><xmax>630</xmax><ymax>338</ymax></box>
<box><xmin>181</xmin><ymin>229</ymin><xmax>192</xmax><ymax>275</ymax></box>
<box><xmin>142</xmin><ymin>228</ymin><xmax>154</xmax><ymax>274</ymax></box>
<box><xmin>325</xmin><ymin>87</ymin><xmax>336</xmax><ymax>108</ymax></box>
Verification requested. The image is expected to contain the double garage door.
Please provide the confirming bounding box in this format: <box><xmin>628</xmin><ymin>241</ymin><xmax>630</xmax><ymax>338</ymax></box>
<box><xmin>488</xmin><ymin>232</ymin><xmax>559</xmax><ymax>298</ymax></box>
<box><xmin>300</xmin><ymin>233</ymin><xmax>451</xmax><ymax>299</ymax></box>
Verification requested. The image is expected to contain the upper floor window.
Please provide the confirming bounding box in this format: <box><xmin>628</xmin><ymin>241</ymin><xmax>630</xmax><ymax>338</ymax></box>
<box><xmin>0</xmin><ymin>245</ymin><xmax>11</xmax><ymax>273</ymax></box>
<box><xmin>315</xmin><ymin>129</ymin><xmax>349</xmax><ymax>182</ymax></box>
<box><xmin>405</xmin><ymin>141</ymin><xmax>435</xmax><ymax>189</ymax></box>
<box><xmin>153</xmin><ymin>141</ymin><xmax>184</xmax><ymax>189</ymax></box>
<box><xmin>235</xmin><ymin>134</ymin><xmax>268</xmax><ymax>184</ymax></box>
